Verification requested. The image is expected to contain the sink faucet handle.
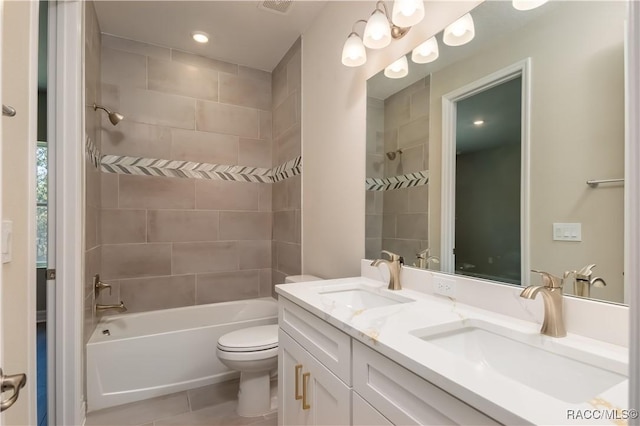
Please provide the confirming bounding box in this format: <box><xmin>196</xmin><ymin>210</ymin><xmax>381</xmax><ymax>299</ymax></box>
<box><xmin>531</xmin><ymin>269</ymin><xmax>563</xmax><ymax>289</ymax></box>
<box><xmin>416</xmin><ymin>248</ymin><xmax>430</xmax><ymax>258</ymax></box>
<box><xmin>381</xmin><ymin>250</ymin><xmax>403</xmax><ymax>263</ymax></box>
<box><xmin>576</xmin><ymin>263</ymin><xmax>597</xmax><ymax>279</ymax></box>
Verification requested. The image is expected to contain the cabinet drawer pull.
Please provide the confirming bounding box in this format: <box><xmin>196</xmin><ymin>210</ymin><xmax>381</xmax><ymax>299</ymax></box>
<box><xmin>302</xmin><ymin>372</ymin><xmax>311</xmax><ymax>410</ymax></box>
<box><xmin>294</xmin><ymin>364</ymin><xmax>303</xmax><ymax>400</ymax></box>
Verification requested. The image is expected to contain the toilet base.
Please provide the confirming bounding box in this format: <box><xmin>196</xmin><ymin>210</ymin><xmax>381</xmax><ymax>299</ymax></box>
<box><xmin>237</xmin><ymin>371</ymin><xmax>275</xmax><ymax>417</ymax></box>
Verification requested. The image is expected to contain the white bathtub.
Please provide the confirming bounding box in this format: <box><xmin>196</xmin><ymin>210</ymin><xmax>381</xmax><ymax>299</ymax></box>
<box><xmin>86</xmin><ymin>297</ymin><xmax>278</xmax><ymax>412</ymax></box>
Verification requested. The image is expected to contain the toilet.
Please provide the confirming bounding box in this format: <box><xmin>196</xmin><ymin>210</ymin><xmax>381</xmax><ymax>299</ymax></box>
<box><xmin>216</xmin><ymin>275</ymin><xmax>322</xmax><ymax>417</ymax></box>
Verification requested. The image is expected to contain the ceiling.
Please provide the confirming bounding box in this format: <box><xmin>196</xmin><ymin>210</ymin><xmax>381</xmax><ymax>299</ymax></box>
<box><xmin>93</xmin><ymin>1</ymin><xmax>327</xmax><ymax>72</ymax></box>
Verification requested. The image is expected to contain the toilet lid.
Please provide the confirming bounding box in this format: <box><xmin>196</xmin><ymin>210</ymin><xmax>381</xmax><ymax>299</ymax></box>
<box><xmin>217</xmin><ymin>324</ymin><xmax>278</xmax><ymax>352</ymax></box>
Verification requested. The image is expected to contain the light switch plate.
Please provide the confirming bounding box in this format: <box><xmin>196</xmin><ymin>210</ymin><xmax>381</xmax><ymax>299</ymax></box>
<box><xmin>553</xmin><ymin>223</ymin><xmax>582</xmax><ymax>242</ymax></box>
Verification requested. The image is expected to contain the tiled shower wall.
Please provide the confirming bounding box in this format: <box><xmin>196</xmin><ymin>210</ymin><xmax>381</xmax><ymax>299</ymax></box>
<box><xmin>271</xmin><ymin>39</ymin><xmax>302</xmax><ymax>286</ymax></box>
<box><xmin>382</xmin><ymin>77</ymin><xmax>430</xmax><ymax>263</ymax></box>
<box><xmin>84</xmin><ymin>1</ymin><xmax>102</xmax><ymax>342</ymax></box>
<box><xmin>97</xmin><ymin>35</ymin><xmax>301</xmax><ymax>313</ymax></box>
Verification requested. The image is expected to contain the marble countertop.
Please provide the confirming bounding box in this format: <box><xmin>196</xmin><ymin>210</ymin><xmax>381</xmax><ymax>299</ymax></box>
<box><xmin>275</xmin><ymin>276</ymin><xmax>630</xmax><ymax>426</ymax></box>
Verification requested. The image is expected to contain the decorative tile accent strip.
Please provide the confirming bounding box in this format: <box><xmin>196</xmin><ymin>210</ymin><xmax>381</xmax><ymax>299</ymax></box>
<box><xmin>86</xmin><ymin>136</ymin><xmax>100</xmax><ymax>169</ymax></box>
<box><xmin>365</xmin><ymin>170</ymin><xmax>429</xmax><ymax>191</ymax></box>
<box><xmin>101</xmin><ymin>155</ymin><xmax>273</xmax><ymax>182</ymax></box>
<box><xmin>271</xmin><ymin>156</ymin><xmax>302</xmax><ymax>183</ymax></box>
<box><xmin>86</xmin><ymin>136</ymin><xmax>301</xmax><ymax>183</ymax></box>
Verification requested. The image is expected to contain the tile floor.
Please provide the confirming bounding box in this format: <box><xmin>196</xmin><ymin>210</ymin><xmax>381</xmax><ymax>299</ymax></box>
<box><xmin>85</xmin><ymin>379</ymin><xmax>277</xmax><ymax>426</ymax></box>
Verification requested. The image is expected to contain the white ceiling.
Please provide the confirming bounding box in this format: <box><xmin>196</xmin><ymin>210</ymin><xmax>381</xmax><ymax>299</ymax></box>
<box><xmin>93</xmin><ymin>1</ymin><xmax>328</xmax><ymax>72</ymax></box>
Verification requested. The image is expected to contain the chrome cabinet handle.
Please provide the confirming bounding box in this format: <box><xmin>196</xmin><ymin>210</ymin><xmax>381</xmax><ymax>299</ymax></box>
<box><xmin>0</xmin><ymin>368</ymin><xmax>27</xmax><ymax>412</ymax></box>
<box><xmin>302</xmin><ymin>372</ymin><xmax>311</xmax><ymax>410</ymax></box>
<box><xmin>294</xmin><ymin>364</ymin><xmax>303</xmax><ymax>400</ymax></box>
<box><xmin>2</xmin><ymin>105</ymin><xmax>16</xmax><ymax>117</ymax></box>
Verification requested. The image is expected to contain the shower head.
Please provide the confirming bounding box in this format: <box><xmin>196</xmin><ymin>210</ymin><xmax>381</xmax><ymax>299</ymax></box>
<box><xmin>93</xmin><ymin>103</ymin><xmax>124</xmax><ymax>126</ymax></box>
<box><xmin>386</xmin><ymin>149</ymin><xmax>403</xmax><ymax>160</ymax></box>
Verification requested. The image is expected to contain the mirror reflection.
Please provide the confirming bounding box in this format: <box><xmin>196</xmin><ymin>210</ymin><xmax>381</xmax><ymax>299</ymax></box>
<box><xmin>365</xmin><ymin>1</ymin><xmax>626</xmax><ymax>304</ymax></box>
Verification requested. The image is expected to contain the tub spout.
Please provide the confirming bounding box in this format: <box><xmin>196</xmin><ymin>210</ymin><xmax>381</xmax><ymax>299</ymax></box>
<box><xmin>95</xmin><ymin>301</ymin><xmax>127</xmax><ymax>314</ymax></box>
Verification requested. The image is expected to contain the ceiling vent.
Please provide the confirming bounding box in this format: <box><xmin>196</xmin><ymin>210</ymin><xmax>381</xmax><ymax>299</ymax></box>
<box><xmin>258</xmin><ymin>0</ymin><xmax>293</xmax><ymax>15</ymax></box>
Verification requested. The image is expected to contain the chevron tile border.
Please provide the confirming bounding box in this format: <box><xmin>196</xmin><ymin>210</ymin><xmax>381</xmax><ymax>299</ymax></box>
<box><xmin>85</xmin><ymin>133</ymin><xmax>301</xmax><ymax>183</ymax></box>
<box><xmin>365</xmin><ymin>170</ymin><xmax>429</xmax><ymax>191</ymax></box>
<box><xmin>86</xmin><ymin>136</ymin><xmax>100</xmax><ymax>169</ymax></box>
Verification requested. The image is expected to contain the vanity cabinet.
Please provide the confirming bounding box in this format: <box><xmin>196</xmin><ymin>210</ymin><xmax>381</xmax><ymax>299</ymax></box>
<box><xmin>279</xmin><ymin>330</ymin><xmax>351</xmax><ymax>425</ymax></box>
<box><xmin>278</xmin><ymin>297</ymin><xmax>499</xmax><ymax>426</ymax></box>
<box><xmin>352</xmin><ymin>341</ymin><xmax>499</xmax><ymax>426</ymax></box>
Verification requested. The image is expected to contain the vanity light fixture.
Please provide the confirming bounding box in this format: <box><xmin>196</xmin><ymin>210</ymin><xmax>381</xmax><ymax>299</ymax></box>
<box><xmin>384</xmin><ymin>56</ymin><xmax>409</xmax><ymax>79</ymax></box>
<box><xmin>411</xmin><ymin>36</ymin><xmax>439</xmax><ymax>64</ymax></box>
<box><xmin>443</xmin><ymin>13</ymin><xmax>475</xmax><ymax>46</ymax></box>
<box><xmin>512</xmin><ymin>0</ymin><xmax>549</xmax><ymax>11</ymax></box>
<box><xmin>392</xmin><ymin>0</ymin><xmax>425</xmax><ymax>28</ymax></box>
<box><xmin>191</xmin><ymin>31</ymin><xmax>209</xmax><ymax>44</ymax></box>
<box><xmin>342</xmin><ymin>0</ymin><xmax>422</xmax><ymax>67</ymax></box>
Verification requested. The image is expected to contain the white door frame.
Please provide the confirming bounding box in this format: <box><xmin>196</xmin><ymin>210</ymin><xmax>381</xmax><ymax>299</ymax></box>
<box><xmin>50</xmin><ymin>0</ymin><xmax>84</xmax><ymax>424</ymax></box>
<box><xmin>627</xmin><ymin>1</ymin><xmax>640</xmax><ymax>422</ymax></box>
<box><xmin>440</xmin><ymin>58</ymin><xmax>531</xmax><ymax>285</ymax></box>
<box><xmin>0</xmin><ymin>1</ymin><xmax>5</xmax><ymax>421</ymax></box>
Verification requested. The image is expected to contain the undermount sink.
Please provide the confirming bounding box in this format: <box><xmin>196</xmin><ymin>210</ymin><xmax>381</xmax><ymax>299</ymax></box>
<box><xmin>411</xmin><ymin>320</ymin><xmax>627</xmax><ymax>403</ymax></box>
<box><xmin>319</xmin><ymin>287</ymin><xmax>413</xmax><ymax>310</ymax></box>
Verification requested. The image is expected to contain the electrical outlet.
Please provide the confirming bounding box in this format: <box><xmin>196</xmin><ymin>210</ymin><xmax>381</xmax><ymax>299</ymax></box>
<box><xmin>433</xmin><ymin>277</ymin><xmax>456</xmax><ymax>297</ymax></box>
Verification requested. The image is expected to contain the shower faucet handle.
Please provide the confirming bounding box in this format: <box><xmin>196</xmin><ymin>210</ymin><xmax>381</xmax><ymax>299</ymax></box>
<box><xmin>94</xmin><ymin>274</ymin><xmax>112</xmax><ymax>297</ymax></box>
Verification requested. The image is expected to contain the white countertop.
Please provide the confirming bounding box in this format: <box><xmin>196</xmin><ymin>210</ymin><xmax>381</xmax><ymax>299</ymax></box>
<box><xmin>275</xmin><ymin>276</ymin><xmax>630</xmax><ymax>426</ymax></box>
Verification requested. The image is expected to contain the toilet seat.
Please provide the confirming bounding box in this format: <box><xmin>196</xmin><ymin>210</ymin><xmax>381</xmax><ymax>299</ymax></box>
<box><xmin>217</xmin><ymin>324</ymin><xmax>278</xmax><ymax>352</ymax></box>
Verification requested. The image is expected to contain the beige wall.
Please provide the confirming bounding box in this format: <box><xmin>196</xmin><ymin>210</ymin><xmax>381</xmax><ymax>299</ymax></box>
<box><xmin>428</xmin><ymin>1</ymin><xmax>626</xmax><ymax>302</ymax></box>
<box><xmin>272</xmin><ymin>39</ymin><xmax>302</xmax><ymax>286</ymax></box>
<box><xmin>301</xmin><ymin>1</ymin><xmax>479</xmax><ymax>278</ymax></box>
<box><xmin>1</xmin><ymin>1</ymin><xmax>37</xmax><ymax>424</ymax></box>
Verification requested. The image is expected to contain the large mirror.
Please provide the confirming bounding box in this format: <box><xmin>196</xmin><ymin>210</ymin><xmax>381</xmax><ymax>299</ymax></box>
<box><xmin>365</xmin><ymin>1</ymin><xmax>626</xmax><ymax>304</ymax></box>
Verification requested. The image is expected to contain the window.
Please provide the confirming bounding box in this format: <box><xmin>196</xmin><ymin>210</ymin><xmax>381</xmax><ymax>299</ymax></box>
<box><xmin>37</xmin><ymin>142</ymin><xmax>48</xmax><ymax>267</ymax></box>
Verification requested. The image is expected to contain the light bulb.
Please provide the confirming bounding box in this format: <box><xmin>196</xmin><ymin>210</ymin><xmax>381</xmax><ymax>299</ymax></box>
<box><xmin>512</xmin><ymin>0</ymin><xmax>548</xmax><ymax>11</ymax></box>
<box><xmin>364</xmin><ymin>9</ymin><xmax>392</xmax><ymax>49</ymax></box>
<box><xmin>191</xmin><ymin>31</ymin><xmax>209</xmax><ymax>44</ymax></box>
<box><xmin>384</xmin><ymin>56</ymin><xmax>408</xmax><ymax>79</ymax></box>
<box><xmin>412</xmin><ymin>37</ymin><xmax>439</xmax><ymax>64</ymax></box>
<box><xmin>443</xmin><ymin>13</ymin><xmax>475</xmax><ymax>46</ymax></box>
<box><xmin>341</xmin><ymin>33</ymin><xmax>367</xmax><ymax>67</ymax></box>
<box><xmin>392</xmin><ymin>0</ymin><xmax>425</xmax><ymax>27</ymax></box>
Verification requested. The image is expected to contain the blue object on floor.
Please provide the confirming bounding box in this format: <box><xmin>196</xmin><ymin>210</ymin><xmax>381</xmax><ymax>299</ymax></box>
<box><xmin>37</xmin><ymin>322</ymin><xmax>47</xmax><ymax>426</ymax></box>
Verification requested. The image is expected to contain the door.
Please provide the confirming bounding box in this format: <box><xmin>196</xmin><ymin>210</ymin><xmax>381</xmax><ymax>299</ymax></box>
<box><xmin>1</xmin><ymin>0</ymin><xmax>38</xmax><ymax>424</ymax></box>
<box><xmin>278</xmin><ymin>330</ymin><xmax>350</xmax><ymax>426</ymax></box>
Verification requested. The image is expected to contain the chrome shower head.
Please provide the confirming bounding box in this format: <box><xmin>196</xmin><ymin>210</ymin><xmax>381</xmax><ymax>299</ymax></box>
<box><xmin>93</xmin><ymin>103</ymin><xmax>124</xmax><ymax>126</ymax></box>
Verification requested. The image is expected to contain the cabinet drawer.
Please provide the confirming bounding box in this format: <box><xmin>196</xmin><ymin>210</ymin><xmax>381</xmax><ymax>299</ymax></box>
<box><xmin>353</xmin><ymin>391</ymin><xmax>393</xmax><ymax>426</ymax></box>
<box><xmin>279</xmin><ymin>297</ymin><xmax>351</xmax><ymax>384</ymax></box>
<box><xmin>353</xmin><ymin>340</ymin><xmax>500</xmax><ymax>426</ymax></box>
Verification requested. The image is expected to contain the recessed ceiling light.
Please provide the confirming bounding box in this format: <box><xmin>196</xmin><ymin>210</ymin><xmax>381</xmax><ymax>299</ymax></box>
<box><xmin>474</xmin><ymin>120</ymin><xmax>485</xmax><ymax>126</ymax></box>
<box><xmin>191</xmin><ymin>31</ymin><xmax>209</xmax><ymax>44</ymax></box>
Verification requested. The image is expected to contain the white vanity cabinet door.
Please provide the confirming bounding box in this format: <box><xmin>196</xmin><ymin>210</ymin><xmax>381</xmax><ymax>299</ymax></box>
<box><xmin>353</xmin><ymin>341</ymin><xmax>500</xmax><ymax>426</ymax></box>
<box><xmin>278</xmin><ymin>329</ymin><xmax>351</xmax><ymax>426</ymax></box>
<box><xmin>353</xmin><ymin>391</ymin><xmax>393</xmax><ymax>426</ymax></box>
<box><xmin>279</xmin><ymin>298</ymin><xmax>352</xmax><ymax>384</ymax></box>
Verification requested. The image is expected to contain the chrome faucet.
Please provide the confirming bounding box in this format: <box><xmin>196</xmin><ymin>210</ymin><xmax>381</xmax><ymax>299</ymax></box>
<box><xmin>573</xmin><ymin>264</ymin><xmax>607</xmax><ymax>298</ymax></box>
<box><xmin>95</xmin><ymin>302</ymin><xmax>127</xmax><ymax>314</ymax></box>
<box><xmin>371</xmin><ymin>250</ymin><xmax>404</xmax><ymax>290</ymax></box>
<box><xmin>413</xmin><ymin>248</ymin><xmax>440</xmax><ymax>269</ymax></box>
<box><xmin>520</xmin><ymin>269</ymin><xmax>568</xmax><ymax>338</ymax></box>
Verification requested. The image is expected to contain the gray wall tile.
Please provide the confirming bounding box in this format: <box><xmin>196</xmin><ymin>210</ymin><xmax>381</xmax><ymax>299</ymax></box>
<box><xmin>148</xmin><ymin>210</ymin><xmax>219</xmax><ymax>242</ymax></box>
<box><xmin>171</xmin><ymin>49</ymin><xmax>238</xmax><ymax>74</ymax></box>
<box><xmin>172</xmin><ymin>241</ymin><xmax>238</xmax><ymax>274</ymax></box>
<box><xmin>102</xmin><ymin>209</ymin><xmax>147</xmax><ymax>244</ymax></box>
<box><xmin>118</xmin><ymin>275</ymin><xmax>196</xmax><ymax>313</ymax></box>
<box><xmin>195</xmin><ymin>180</ymin><xmax>259</xmax><ymax>211</ymax></box>
<box><xmin>102</xmin><ymin>243</ymin><xmax>172</xmax><ymax>280</ymax></box>
<box><xmin>148</xmin><ymin>57</ymin><xmax>219</xmax><ymax>101</ymax></box>
<box><xmin>219</xmin><ymin>72</ymin><xmax>271</xmax><ymax>111</ymax></box>
<box><xmin>170</xmin><ymin>129</ymin><xmax>238</xmax><ymax>165</ymax></box>
<box><xmin>119</xmin><ymin>88</ymin><xmax>195</xmax><ymax>130</ymax></box>
<box><xmin>119</xmin><ymin>174</ymin><xmax>195</xmax><ymax>209</ymax></box>
<box><xmin>219</xmin><ymin>212</ymin><xmax>272</xmax><ymax>240</ymax></box>
<box><xmin>195</xmin><ymin>270</ymin><xmax>260</xmax><ymax>304</ymax></box>
<box><xmin>195</xmin><ymin>100</ymin><xmax>259</xmax><ymax>138</ymax></box>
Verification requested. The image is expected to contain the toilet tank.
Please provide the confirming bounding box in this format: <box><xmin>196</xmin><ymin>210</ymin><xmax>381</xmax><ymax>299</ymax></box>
<box><xmin>284</xmin><ymin>275</ymin><xmax>322</xmax><ymax>284</ymax></box>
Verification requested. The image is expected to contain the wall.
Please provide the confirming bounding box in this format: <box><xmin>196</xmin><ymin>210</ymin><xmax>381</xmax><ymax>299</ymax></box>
<box><xmin>84</xmin><ymin>0</ymin><xmax>102</xmax><ymax>345</ymax></box>
<box><xmin>98</xmin><ymin>35</ymin><xmax>276</xmax><ymax>313</ymax></box>
<box><xmin>1</xmin><ymin>0</ymin><xmax>38</xmax><ymax>423</ymax></box>
<box><xmin>428</xmin><ymin>1</ymin><xmax>626</xmax><ymax>302</ymax></box>
<box><xmin>271</xmin><ymin>39</ymin><xmax>302</xmax><ymax>286</ymax></box>
<box><xmin>302</xmin><ymin>1</ymin><xmax>480</xmax><ymax>278</ymax></box>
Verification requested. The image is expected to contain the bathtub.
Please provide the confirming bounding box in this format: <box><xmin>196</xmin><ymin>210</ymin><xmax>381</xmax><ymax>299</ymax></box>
<box><xmin>86</xmin><ymin>297</ymin><xmax>278</xmax><ymax>412</ymax></box>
